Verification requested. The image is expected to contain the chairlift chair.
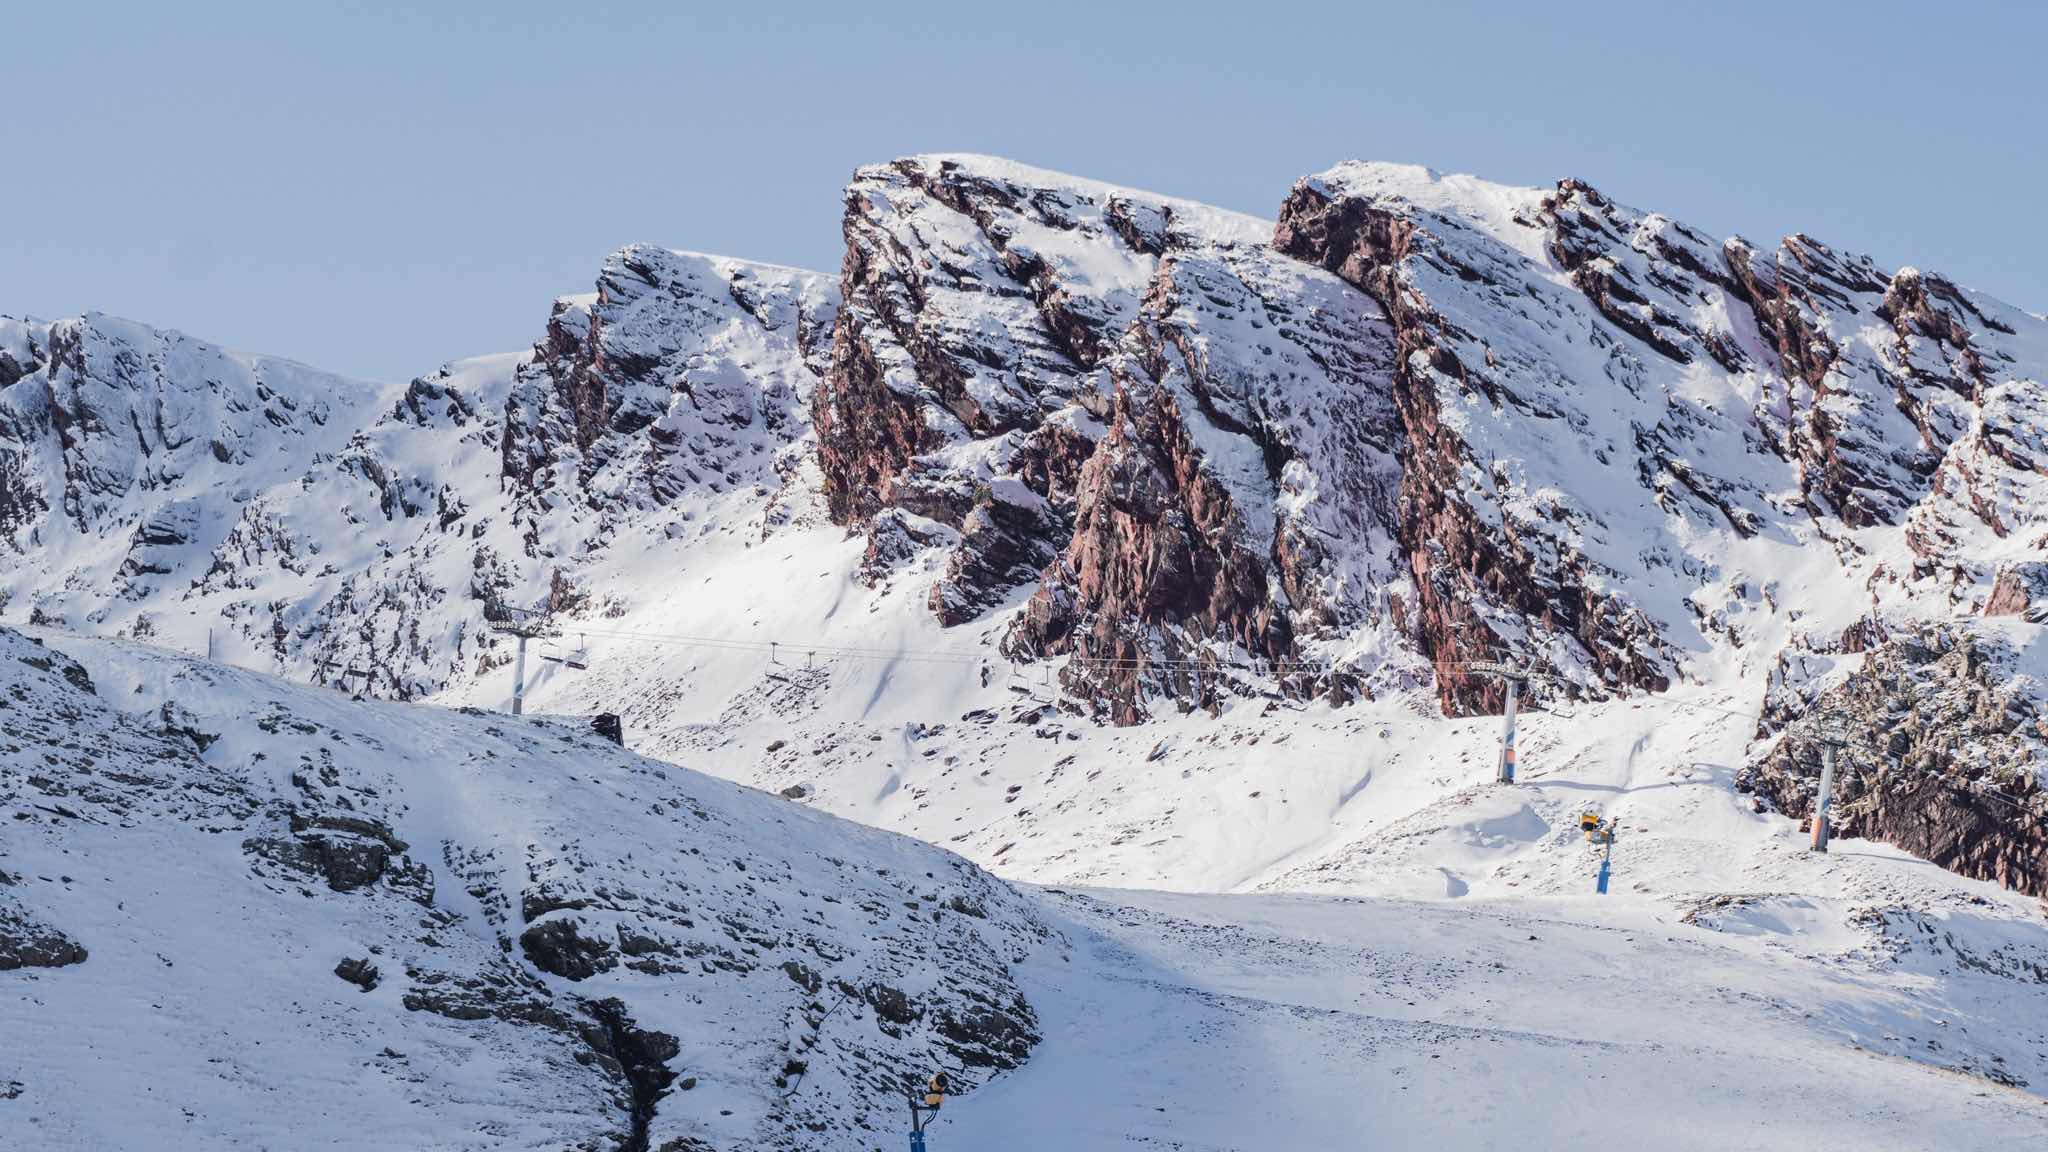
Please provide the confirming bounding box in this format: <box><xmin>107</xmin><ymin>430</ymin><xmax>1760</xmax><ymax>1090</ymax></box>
<box><xmin>539</xmin><ymin>633</ymin><xmax>591</xmax><ymax>670</ymax></box>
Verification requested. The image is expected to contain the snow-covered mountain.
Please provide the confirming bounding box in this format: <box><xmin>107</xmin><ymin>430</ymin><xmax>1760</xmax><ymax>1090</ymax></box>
<box><xmin>4</xmin><ymin>154</ymin><xmax>2048</xmax><ymax>1147</ymax></box>
<box><xmin>0</xmin><ymin>245</ymin><xmax>838</xmax><ymax>700</ymax></box>
<box><xmin>10</xmin><ymin>152</ymin><xmax>2035</xmax><ymax>895</ymax></box>
<box><xmin>1274</xmin><ymin>163</ymin><xmax>2048</xmax><ymax>705</ymax></box>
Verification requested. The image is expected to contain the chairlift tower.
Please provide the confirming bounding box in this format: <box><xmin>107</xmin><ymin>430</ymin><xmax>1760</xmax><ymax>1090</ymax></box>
<box><xmin>488</xmin><ymin>607</ymin><xmax>558</xmax><ymax>716</ymax></box>
<box><xmin>1809</xmin><ymin>729</ymin><xmax>1848</xmax><ymax>853</ymax></box>
<box><xmin>1469</xmin><ymin>661</ymin><xmax>1534</xmax><ymax>784</ymax></box>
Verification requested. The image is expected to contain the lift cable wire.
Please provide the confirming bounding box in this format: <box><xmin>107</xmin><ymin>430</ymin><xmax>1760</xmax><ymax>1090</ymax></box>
<box><xmin>555</xmin><ymin>624</ymin><xmax>2040</xmax><ymax>817</ymax></box>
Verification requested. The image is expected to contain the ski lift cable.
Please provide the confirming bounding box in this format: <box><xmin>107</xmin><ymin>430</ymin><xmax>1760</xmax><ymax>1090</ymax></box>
<box><xmin>485</xmin><ymin>624</ymin><xmax>2040</xmax><ymax>814</ymax></box>
<box><xmin>553</xmin><ymin>623</ymin><xmax>1743</xmax><ymax>719</ymax></box>
<box><xmin>529</xmin><ymin>623</ymin><xmax>1704</xmax><ymax>701</ymax></box>
<box><xmin>567</xmin><ymin>622</ymin><xmax>1539</xmax><ymax>675</ymax></box>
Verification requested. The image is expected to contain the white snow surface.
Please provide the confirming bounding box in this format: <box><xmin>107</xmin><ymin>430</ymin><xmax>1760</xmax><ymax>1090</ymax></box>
<box><xmin>1</xmin><ymin>626</ymin><xmax>1048</xmax><ymax>1150</ymax></box>
<box><xmin>4</xmin><ymin>154</ymin><xmax>2048</xmax><ymax>1148</ymax></box>
<box><xmin>6</xmin><ymin>627</ymin><xmax>2048</xmax><ymax>1150</ymax></box>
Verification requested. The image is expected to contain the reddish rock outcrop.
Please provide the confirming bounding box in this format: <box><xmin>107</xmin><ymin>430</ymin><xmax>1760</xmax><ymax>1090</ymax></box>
<box><xmin>1009</xmin><ymin>378</ymin><xmax>1292</xmax><ymax>722</ymax></box>
<box><xmin>1985</xmin><ymin>563</ymin><xmax>2048</xmax><ymax>622</ymax></box>
<box><xmin>504</xmin><ymin>245</ymin><xmax>837</xmax><ymax>521</ymax></box>
<box><xmin>1274</xmin><ymin>171</ymin><xmax>1679</xmax><ymax>712</ymax></box>
<box><xmin>821</xmin><ymin>156</ymin><xmax>1409</xmax><ymax>721</ymax></box>
<box><xmin>1747</xmin><ymin>626</ymin><xmax>2048</xmax><ymax>895</ymax></box>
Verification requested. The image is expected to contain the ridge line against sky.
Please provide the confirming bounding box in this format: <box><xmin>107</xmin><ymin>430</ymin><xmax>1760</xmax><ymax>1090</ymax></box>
<box><xmin>3</xmin><ymin>0</ymin><xmax>2042</xmax><ymax>383</ymax></box>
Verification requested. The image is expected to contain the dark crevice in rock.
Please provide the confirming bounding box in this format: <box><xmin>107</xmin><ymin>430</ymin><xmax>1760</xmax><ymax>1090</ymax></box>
<box><xmin>581</xmin><ymin>997</ymin><xmax>679</xmax><ymax>1152</ymax></box>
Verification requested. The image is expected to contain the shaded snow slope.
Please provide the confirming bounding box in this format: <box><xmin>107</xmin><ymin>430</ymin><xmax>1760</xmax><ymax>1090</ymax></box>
<box><xmin>0</xmin><ymin>627</ymin><xmax>1048</xmax><ymax>1150</ymax></box>
<box><xmin>944</xmin><ymin>889</ymin><xmax>2048</xmax><ymax>1151</ymax></box>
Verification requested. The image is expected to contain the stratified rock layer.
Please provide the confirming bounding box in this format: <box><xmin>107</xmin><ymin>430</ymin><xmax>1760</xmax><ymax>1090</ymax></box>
<box><xmin>818</xmin><ymin>156</ymin><xmax>1410</xmax><ymax>721</ymax></box>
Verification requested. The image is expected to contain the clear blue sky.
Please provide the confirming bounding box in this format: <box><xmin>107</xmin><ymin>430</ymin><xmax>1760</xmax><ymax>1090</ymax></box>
<box><xmin>4</xmin><ymin>1</ymin><xmax>2042</xmax><ymax>382</ymax></box>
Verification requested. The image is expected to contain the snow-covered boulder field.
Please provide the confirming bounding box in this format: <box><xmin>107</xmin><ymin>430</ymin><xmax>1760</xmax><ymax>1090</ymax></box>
<box><xmin>0</xmin><ymin>626</ymin><xmax>1049</xmax><ymax>1150</ymax></box>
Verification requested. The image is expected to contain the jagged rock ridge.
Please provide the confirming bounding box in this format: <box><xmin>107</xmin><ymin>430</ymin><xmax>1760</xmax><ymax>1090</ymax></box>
<box><xmin>816</xmin><ymin>156</ymin><xmax>1413</xmax><ymax>723</ymax></box>
<box><xmin>1</xmin><ymin>247</ymin><xmax>838</xmax><ymax>701</ymax></box>
<box><xmin>1273</xmin><ymin>163</ymin><xmax>2040</xmax><ymax>711</ymax></box>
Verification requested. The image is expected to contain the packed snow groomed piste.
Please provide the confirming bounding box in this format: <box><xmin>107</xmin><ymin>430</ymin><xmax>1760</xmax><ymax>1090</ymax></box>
<box><xmin>5</xmin><ymin>153</ymin><xmax>2047</xmax><ymax>1149</ymax></box>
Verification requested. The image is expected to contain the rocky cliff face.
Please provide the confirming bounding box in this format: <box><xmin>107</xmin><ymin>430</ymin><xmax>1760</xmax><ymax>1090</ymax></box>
<box><xmin>503</xmin><ymin>245</ymin><xmax>837</xmax><ymax>541</ymax></box>
<box><xmin>1274</xmin><ymin>166</ymin><xmax>1778</xmax><ymax>710</ymax></box>
<box><xmin>1747</xmin><ymin>623</ymin><xmax>2048</xmax><ymax>894</ymax></box>
<box><xmin>816</xmin><ymin>156</ymin><xmax>1412</xmax><ymax>722</ymax></box>
<box><xmin>0</xmin><ymin>246</ymin><xmax>837</xmax><ymax>700</ymax></box>
<box><xmin>1273</xmin><ymin>162</ymin><xmax>2047</xmax><ymax>717</ymax></box>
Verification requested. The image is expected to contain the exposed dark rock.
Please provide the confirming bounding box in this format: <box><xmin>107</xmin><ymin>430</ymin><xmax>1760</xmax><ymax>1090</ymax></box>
<box><xmin>933</xmin><ymin>996</ymin><xmax>1039</xmax><ymax>1068</ymax></box>
<box><xmin>616</xmin><ymin>925</ymin><xmax>675</xmax><ymax>959</ymax></box>
<box><xmin>0</xmin><ymin>908</ymin><xmax>88</xmax><ymax>971</ymax></box>
<box><xmin>245</xmin><ymin>831</ymin><xmax>390</xmax><ymax>893</ymax></box>
<box><xmin>242</xmin><ymin>813</ymin><xmax>430</xmax><ymax>902</ymax></box>
<box><xmin>930</xmin><ymin>480</ymin><xmax>1067</xmax><ymax>626</ymax></box>
<box><xmin>780</xmin><ymin>959</ymin><xmax>822</xmax><ymax>994</ymax></box>
<box><xmin>581</xmin><ymin>997</ymin><xmax>680</xmax><ymax>1152</ymax></box>
<box><xmin>1538</xmin><ymin>179</ymin><xmax>1734</xmax><ymax>368</ymax></box>
<box><xmin>521</xmin><ymin>888</ymin><xmax>591</xmax><ymax>923</ymax></box>
<box><xmin>160</xmin><ymin>701</ymin><xmax>220</xmax><ymax>752</ymax></box>
<box><xmin>334</xmin><ymin>956</ymin><xmax>380</xmax><ymax>991</ymax></box>
<box><xmin>863</xmin><ymin>981</ymin><xmax>920</xmax><ymax>1027</ymax></box>
<box><xmin>521</xmin><ymin>915</ymin><xmax>618</xmax><ymax>981</ymax></box>
<box><xmin>1747</xmin><ymin>625</ymin><xmax>2048</xmax><ymax>894</ymax></box>
<box><xmin>14</xmin><ymin>643</ymin><xmax>95</xmax><ymax>695</ymax></box>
